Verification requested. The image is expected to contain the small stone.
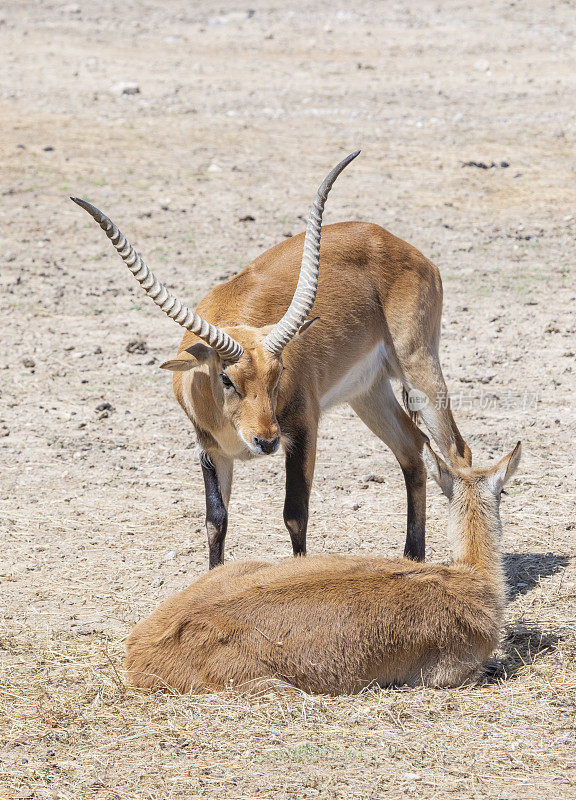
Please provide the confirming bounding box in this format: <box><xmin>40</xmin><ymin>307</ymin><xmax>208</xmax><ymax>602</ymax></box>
<box><xmin>473</xmin><ymin>58</ymin><xmax>490</xmax><ymax>72</ymax></box>
<box><xmin>462</xmin><ymin>160</ymin><xmax>491</xmax><ymax>169</ymax></box>
<box><xmin>23</xmin><ymin>357</ymin><xmax>36</xmax><ymax>368</ymax></box>
<box><xmin>239</xmin><ymin>214</ymin><xmax>255</xmax><ymax>222</ymax></box>
<box><xmin>71</xmin><ymin>614</ymin><xmax>104</xmax><ymax>635</ymax></box>
<box><xmin>207</xmin><ymin>162</ymin><xmax>222</xmax><ymax>173</ymax></box>
<box><xmin>363</xmin><ymin>474</ymin><xmax>386</xmax><ymax>483</ymax></box>
<box><xmin>163</xmin><ymin>550</ymin><xmax>177</xmax><ymax>561</ymax></box>
<box><xmin>109</xmin><ymin>82</ymin><xmax>140</xmax><ymax>97</ymax></box>
<box><xmin>95</xmin><ymin>402</ymin><xmax>114</xmax><ymax>419</ymax></box>
<box><xmin>72</xmin><ymin>623</ymin><xmax>104</xmax><ymax>635</ymax></box>
<box><xmin>126</xmin><ymin>340</ymin><xmax>148</xmax><ymax>354</ymax></box>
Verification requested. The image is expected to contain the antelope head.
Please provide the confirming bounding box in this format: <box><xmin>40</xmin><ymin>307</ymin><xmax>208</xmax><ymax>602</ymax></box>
<box><xmin>423</xmin><ymin>441</ymin><xmax>522</xmax><ymax>567</ymax></box>
<box><xmin>71</xmin><ymin>152</ymin><xmax>359</xmax><ymax>457</ymax></box>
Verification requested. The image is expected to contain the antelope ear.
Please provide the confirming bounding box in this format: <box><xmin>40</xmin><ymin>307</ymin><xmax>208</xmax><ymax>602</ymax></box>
<box><xmin>160</xmin><ymin>343</ymin><xmax>214</xmax><ymax>371</ymax></box>
<box><xmin>297</xmin><ymin>317</ymin><xmax>319</xmax><ymax>336</ymax></box>
<box><xmin>488</xmin><ymin>442</ymin><xmax>522</xmax><ymax>493</ymax></box>
<box><xmin>160</xmin><ymin>359</ymin><xmax>196</xmax><ymax>372</ymax></box>
<box><xmin>422</xmin><ymin>442</ymin><xmax>453</xmax><ymax>498</ymax></box>
<box><xmin>184</xmin><ymin>343</ymin><xmax>213</xmax><ymax>362</ymax></box>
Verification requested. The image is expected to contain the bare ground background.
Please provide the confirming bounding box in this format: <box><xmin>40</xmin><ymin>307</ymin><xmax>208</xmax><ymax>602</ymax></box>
<box><xmin>0</xmin><ymin>1</ymin><xmax>575</xmax><ymax>798</ymax></box>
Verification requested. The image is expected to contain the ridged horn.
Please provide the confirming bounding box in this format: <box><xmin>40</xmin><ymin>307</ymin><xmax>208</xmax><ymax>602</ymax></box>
<box><xmin>70</xmin><ymin>198</ymin><xmax>244</xmax><ymax>362</ymax></box>
<box><xmin>261</xmin><ymin>151</ymin><xmax>360</xmax><ymax>356</ymax></box>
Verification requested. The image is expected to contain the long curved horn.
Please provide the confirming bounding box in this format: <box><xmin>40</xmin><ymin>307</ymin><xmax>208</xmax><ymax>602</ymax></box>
<box><xmin>70</xmin><ymin>198</ymin><xmax>244</xmax><ymax>362</ymax></box>
<box><xmin>261</xmin><ymin>151</ymin><xmax>360</xmax><ymax>356</ymax></box>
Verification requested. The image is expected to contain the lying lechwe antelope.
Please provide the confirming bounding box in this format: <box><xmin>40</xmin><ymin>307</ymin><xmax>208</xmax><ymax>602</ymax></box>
<box><xmin>125</xmin><ymin>442</ymin><xmax>521</xmax><ymax>694</ymax></box>
<box><xmin>72</xmin><ymin>152</ymin><xmax>470</xmax><ymax>567</ymax></box>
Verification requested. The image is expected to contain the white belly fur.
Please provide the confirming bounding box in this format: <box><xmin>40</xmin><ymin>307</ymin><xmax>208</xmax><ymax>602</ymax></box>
<box><xmin>320</xmin><ymin>342</ymin><xmax>388</xmax><ymax>411</ymax></box>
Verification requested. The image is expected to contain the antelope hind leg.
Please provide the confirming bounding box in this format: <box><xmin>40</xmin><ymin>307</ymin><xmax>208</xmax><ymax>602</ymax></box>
<box><xmin>399</xmin><ymin>351</ymin><xmax>472</xmax><ymax>466</ymax></box>
<box><xmin>350</xmin><ymin>374</ymin><xmax>427</xmax><ymax>561</ymax></box>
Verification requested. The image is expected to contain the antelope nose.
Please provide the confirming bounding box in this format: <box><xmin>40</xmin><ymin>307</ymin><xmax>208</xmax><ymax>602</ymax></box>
<box><xmin>254</xmin><ymin>436</ymin><xmax>280</xmax><ymax>455</ymax></box>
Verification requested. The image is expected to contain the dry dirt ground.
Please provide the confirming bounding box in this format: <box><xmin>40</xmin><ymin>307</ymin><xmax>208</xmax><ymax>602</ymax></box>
<box><xmin>1</xmin><ymin>1</ymin><xmax>575</xmax><ymax>798</ymax></box>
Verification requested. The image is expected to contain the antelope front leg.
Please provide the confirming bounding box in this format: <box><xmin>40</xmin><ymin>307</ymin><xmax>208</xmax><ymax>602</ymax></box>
<box><xmin>200</xmin><ymin>452</ymin><xmax>233</xmax><ymax>569</ymax></box>
<box><xmin>283</xmin><ymin>426</ymin><xmax>317</xmax><ymax>557</ymax></box>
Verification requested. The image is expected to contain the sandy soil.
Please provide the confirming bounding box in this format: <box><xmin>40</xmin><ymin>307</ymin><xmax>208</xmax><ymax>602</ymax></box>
<box><xmin>1</xmin><ymin>1</ymin><xmax>575</xmax><ymax>798</ymax></box>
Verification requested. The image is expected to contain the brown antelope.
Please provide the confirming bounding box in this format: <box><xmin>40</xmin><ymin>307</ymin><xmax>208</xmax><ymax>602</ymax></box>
<box><xmin>124</xmin><ymin>442</ymin><xmax>521</xmax><ymax>694</ymax></box>
<box><xmin>72</xmin><ymin>152</ymin><xmax>470</xmax><ymax>567</ymax></box>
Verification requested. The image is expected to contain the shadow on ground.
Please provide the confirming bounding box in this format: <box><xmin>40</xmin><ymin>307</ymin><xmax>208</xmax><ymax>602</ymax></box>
<box><xmin>504</xmin><ymin>551</ymin><xmax>570</xmax><ymax>601</ymax></box>
<box><xmin>483</xmin><ymin>621</ymin><xmax>563</xmax><ymax>682</ymax></box>
<box><xmin>482</xmin><ymin>551</ymin><xmax>571</xmax><ymax>682</ymax></box>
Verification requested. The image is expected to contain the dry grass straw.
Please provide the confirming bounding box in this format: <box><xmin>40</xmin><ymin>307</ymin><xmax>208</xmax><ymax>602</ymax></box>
<box><xmin>1</xmin><ymin>582</ymin><xmax>575</xmax><ymax>800</ymax></box>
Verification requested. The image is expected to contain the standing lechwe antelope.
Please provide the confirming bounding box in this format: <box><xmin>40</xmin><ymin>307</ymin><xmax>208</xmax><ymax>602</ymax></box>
<box><xmin>72</xmin><ymin>151</ymin><xmax>470</xmax><ymax>567</ymax></box>
<box><xmin>124</xmin><ymin>442</ymin><xmax>521</xmax><ymax>694</ymax></box>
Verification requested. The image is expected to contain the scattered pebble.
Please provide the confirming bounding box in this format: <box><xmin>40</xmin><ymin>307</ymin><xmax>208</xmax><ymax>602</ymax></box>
<box><xmin>363</xmin><ymin>474</ymin><xmax>386</xmax><ymax>483</ymax></box>
<box><xmin>95</xmin><ymin>402</ymin><xmax>114</xmax><ymax>419</ymax></box>
<box><xmin>462</xmin><ymin>161</ymin><xmax>509</xmax><ymax>169</ymax></box>
<box><xmin>22</xmin><ymin>357</ymin><xmax>35</xmax><ymax>368</ymax></box>
<box><xmin>72</xmin><ymin>620</ymin><xmax>105</xmax><ymax>635</ymax></box>
<box><xmin>126</xmin><ymin>340</ymin><xmax>148</xmax><ymax>354</ymax></box>
<box><xmin>109</xmin><ymin>82</ymin><xmax>140</xmax><ymax>97</ymax></box>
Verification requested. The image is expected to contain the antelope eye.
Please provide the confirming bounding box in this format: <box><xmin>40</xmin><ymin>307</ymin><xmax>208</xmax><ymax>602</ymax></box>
<box><xmin>220</xmin><ymin>372</ymin><xmax>233</xmax><ymax>388</ymax></box>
